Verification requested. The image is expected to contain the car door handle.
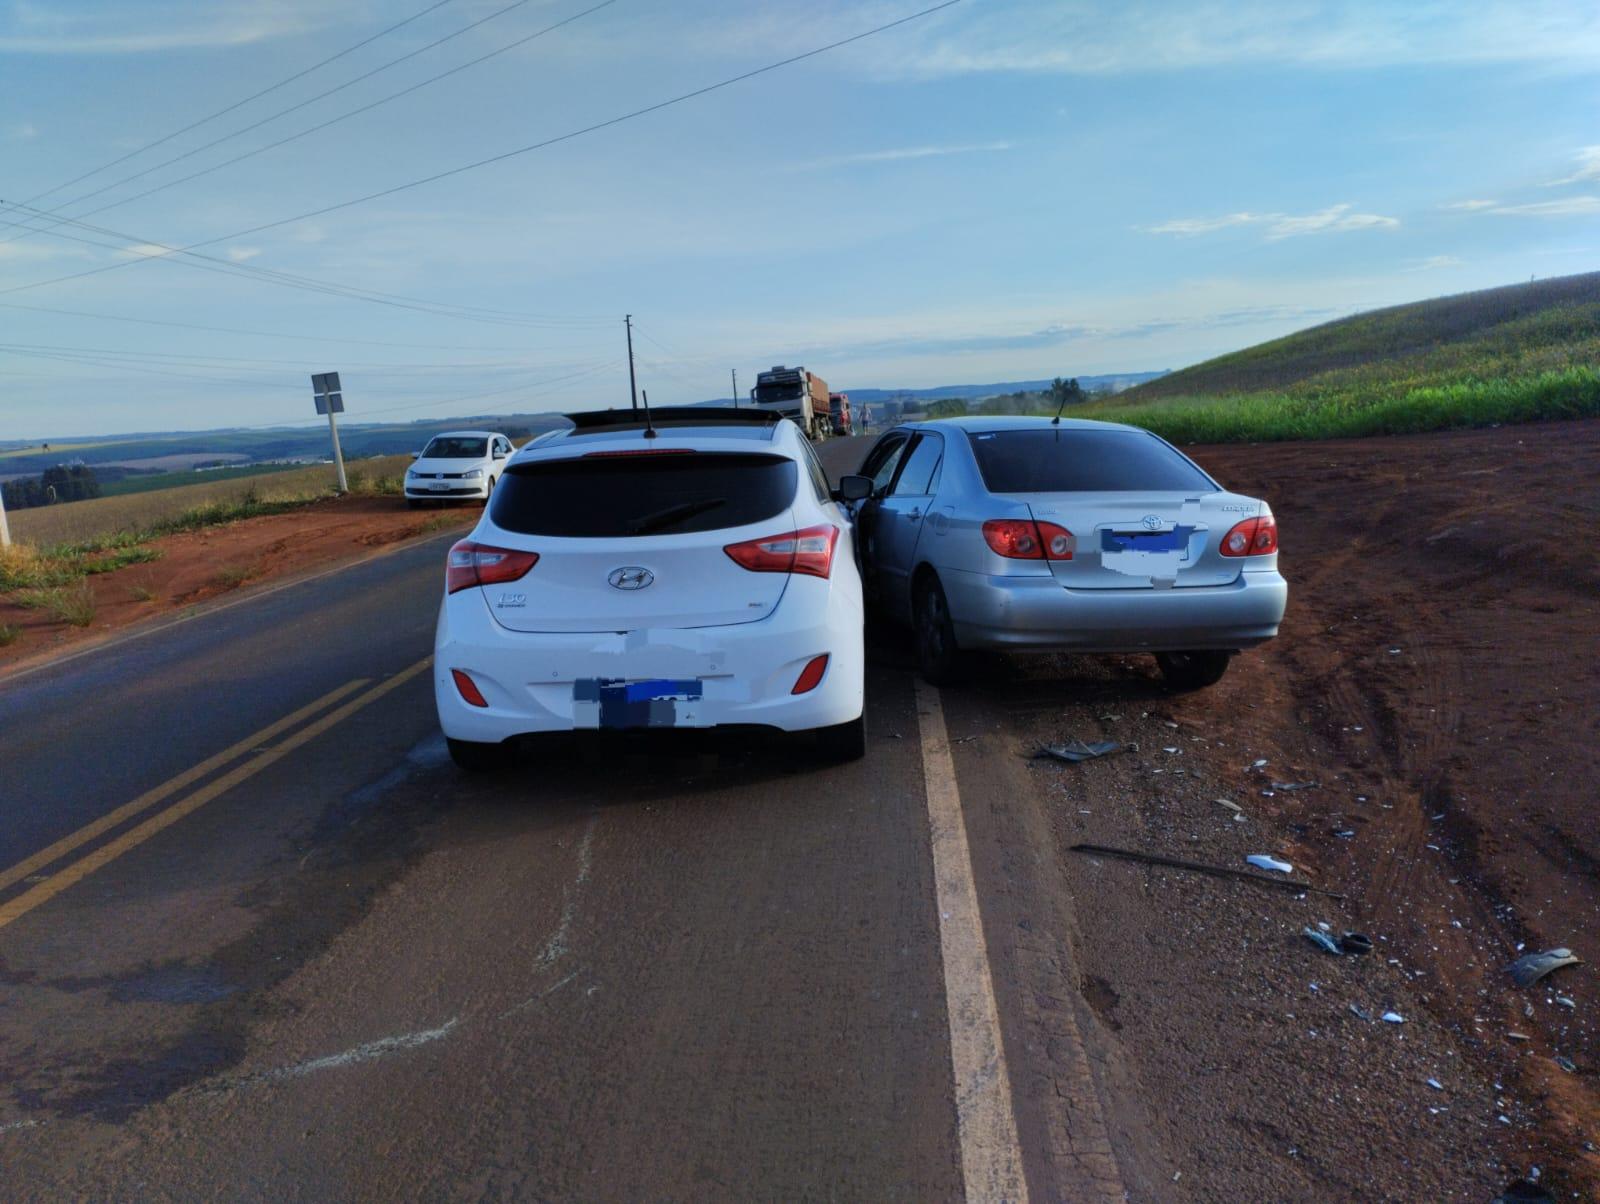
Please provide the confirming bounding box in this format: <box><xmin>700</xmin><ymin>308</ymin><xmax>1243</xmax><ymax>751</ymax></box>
<box><xmin>907</xmin><ymin>508</ymin><xmax>922</xmax><ymax>522</ymax></box>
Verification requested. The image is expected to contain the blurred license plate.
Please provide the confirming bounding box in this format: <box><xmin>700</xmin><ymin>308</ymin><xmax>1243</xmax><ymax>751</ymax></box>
<box><xmin>572</xmin><ymin>678</ymin><xmax>705</xmax><ymax>729</ymax></box>
<box><xmin>429</xmin><ymin>481</ymin><xmax>450</xmax><ymax>491</ymax></box>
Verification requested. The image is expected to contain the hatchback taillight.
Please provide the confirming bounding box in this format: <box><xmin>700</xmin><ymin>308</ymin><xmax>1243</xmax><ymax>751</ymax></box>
<box><xmin>446</xmin><ymin>540</ymin><xmax>539</xmax><ymax>593</ymax></box>
<box><xmin>982</xmin><ymin>519</ymin><xmax>1073</xmax><ymax>560</ymax></box>
<box><xmin>724</xmin><ymin>524</ymin><xmax>839</xmax><ymax>578</ymax></box>
<box><xmin>1219</xmin><ymin>514</ymin><xmax>1278</xmax><ymax>557</ymax></box>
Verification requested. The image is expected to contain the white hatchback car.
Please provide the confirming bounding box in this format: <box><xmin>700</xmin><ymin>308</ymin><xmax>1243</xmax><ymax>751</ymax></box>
<box><xmin>433</xmin><ymin>408</ymin><xmax>868</xmax><ymax>770</ymax></box>
<box><xmin>405</xmin><ymin>430</ymin><xmax>514</xmax><ymax>506</ymax></box>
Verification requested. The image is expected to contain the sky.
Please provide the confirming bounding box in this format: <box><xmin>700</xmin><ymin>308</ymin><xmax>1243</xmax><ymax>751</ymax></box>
<box><xmin>1</xmin><ymin>0</ymin><xmax>1598</xmax><ymax>438</ymax></box>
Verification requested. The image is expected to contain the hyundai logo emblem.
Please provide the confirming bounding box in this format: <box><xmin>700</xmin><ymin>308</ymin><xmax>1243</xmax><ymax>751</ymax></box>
<box><xmin>1141</xmin><ymin>514</ymin><xmax>1164</xmax><ymax>531</ymax></box>
<box><xmin>607</xmin><ymin>566</ymin><xmax>654</xmax><ymax>590</ymax></box>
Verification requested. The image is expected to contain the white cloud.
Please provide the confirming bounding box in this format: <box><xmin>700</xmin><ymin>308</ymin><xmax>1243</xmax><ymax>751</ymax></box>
<box><xmin>1439</xmin><ymin>199</ymin><xmax>1498</xmax><ymax>211</ymax></box>
<box><xmin>1408</xmin><ymin>255</ymin><xmax>1463</xmax><ymax>271</ymax></box>
<box><xmin>1547</xmin><ymin>145</ymin><xmax>1600</xmax><ymax>186</ymax></box>
<box><xmin>796</xmin><ymin>142</ymin><xmax>1013</xmax><ymax>170</ymax></box>
<box><xmin>225</xmin><ymin>246</ymin><xmax>261</xmax><ymax>262</ymax></box>
<box><xmin>1486</xmin><ymin>196</ymin><xmax>1600</xmax><ymax>217</ymax></box>
<box><xmin>1147</xmin><ymin>203</ymin><xmax>1399</xmax><ymax>240</ymax></box>
<box><xmin>872</xmin><ymin>0</ymin><xmax>1600</xmax><ymax>78</ymax></box>
<box><xmin>5</xmin><ymin>122</ymin><xmax>37</xmax><ymax>140</ymax></box>
<box><xmin>0</xmin><ymin>1</ymin><xmax>332</xmax><ymax>54</ymax></box>
<box><xmin>115</xmin><ymin>242</ymin><xmax>172</xmax><ymax>259</ymax></box>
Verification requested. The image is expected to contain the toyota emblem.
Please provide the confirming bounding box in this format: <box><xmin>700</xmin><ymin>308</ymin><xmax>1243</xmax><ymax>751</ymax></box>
<box><xmin>1141</xmin><ymin>514</ymin><xmax>1164</xmax><ymax>531</ymax></box>
<box><xmin>607</xmin><ymin>566</ymin><xmax>654</xmax><ymax>590</ymax></box>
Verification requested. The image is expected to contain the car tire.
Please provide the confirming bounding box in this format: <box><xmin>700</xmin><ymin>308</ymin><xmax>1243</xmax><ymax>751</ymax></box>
<box><xmin>914</xmin><ymin>574</ymin><xmax>967</xmax><ymax>686</ymax></box>
<box><xmin>814</xmin><ymin>714</ymin><xmax>866</xmax><ymax>763</ymax></box>
<box><xmin>1156</xmin><ymin>650</ymin><xmax>1233</xmax><ymax>691</ymax></box>
<box><xmin>483</xmin><ymin>476</ymin><xmax>495</xmax><ymax>504</ymax></box>
<box><xmin>447</xmin><ymin>736</ymin><xmax>513</xmax><ymax>772</ymax></box>
<box><xmin>406</xmin><ymin>498</ymin><xmax>421</xmax><ymax>509</ymax></box>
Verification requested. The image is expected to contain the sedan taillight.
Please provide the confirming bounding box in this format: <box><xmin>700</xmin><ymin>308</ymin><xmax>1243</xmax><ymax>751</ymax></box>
<box><xmin>982</xmin><ymin>519</ymin><xmax>1073</xmax><ymax>560</ymax></box>
<box><xmin>724</xmin><ymin>524</ymin><xmax>839</xmax><ymax>578</ymax></box>
<box><xmin>446</xmin><ymin>539</ymin><xmax>539</xmax><ymax>593</ymax></box>
<box><xmin>1219</xmin><ymin>514</ymin><xmax>1278</xmax><ymax>557</ymax></box>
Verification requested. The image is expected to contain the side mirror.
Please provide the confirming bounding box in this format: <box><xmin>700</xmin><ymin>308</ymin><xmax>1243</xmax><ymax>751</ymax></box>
<box><xmin>410</xmin><ymin>451</ymin><xmax>421</xmax><ymax>460</ymax></box>
<box><xmin>494</xmin><ymin>449</ymin><xmax>507</xmax><ymax>460</ymax></box>
<box><xmin>835</xmin><ymin>474</ymin><xmax>872</xmax><ymax>502</ymax></box>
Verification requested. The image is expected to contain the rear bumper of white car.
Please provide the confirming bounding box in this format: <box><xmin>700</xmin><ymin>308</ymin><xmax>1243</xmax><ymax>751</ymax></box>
<box><xmin>941</xmin><ymin>566</ymin><xmax>1287</xmax><ymax>652</ymax></box>
<box><xmin>435</xmin><ymin>580</ymin><xmax>864</xmax><ymax>743</ymax></box>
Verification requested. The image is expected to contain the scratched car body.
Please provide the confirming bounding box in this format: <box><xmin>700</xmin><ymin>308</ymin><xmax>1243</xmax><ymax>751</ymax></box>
<box><xmin>434</xmin><ymin>408</ymin><xmax>866</xmax><ymax>769</ymax></box>
<box><xmin>847</xmin><ymin>416</ymin><xmax>1288</xmax><ymax>689</ymax></box>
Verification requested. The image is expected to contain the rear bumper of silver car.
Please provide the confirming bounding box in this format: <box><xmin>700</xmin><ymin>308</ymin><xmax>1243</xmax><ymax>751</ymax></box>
<box><xmin>941</xmin><ymin>566</ymin><xmax>1288</xmax><ymax>653</ymax></box>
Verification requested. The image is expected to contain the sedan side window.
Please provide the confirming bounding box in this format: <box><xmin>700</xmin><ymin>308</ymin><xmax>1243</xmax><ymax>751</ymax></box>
<box><xmin>862</xmin><ymin>435</ymin><xmax>910</xmax><ymax>493</ymax></box>
<box><xmin>889</xmin><ymin>433</ymin><xmax>943</xmax><ymax>497</ymax></box>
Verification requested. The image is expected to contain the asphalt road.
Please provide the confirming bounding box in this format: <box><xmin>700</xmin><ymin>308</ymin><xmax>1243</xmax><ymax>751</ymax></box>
<box><xmin>0</xmin><ymin>438</ymin><xmax>1128</xmax><ymax>1202</ymax></box>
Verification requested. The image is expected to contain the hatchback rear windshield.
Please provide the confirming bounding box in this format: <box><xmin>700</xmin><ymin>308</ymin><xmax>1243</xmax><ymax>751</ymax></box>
<box><xmin>967</xmin><ymin>429</ymin><xmax>1215</xmax><ymax>493</ymax></box>
<box><xmin>492</xmin><ymin>452</ymin><xmax>797</xmax><ymax>537</ymax></box>
<box><xmin>422</xmin><ymin>436</ymin><xmax>487</xmax><ymax>458</ymax></box>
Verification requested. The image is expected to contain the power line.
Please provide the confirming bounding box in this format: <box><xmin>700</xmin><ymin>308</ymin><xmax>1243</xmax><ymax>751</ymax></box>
<box><xmin>0</xmin><ymin>0</ymin><xmax>616</xmax><ymax>250</ymax></box>
<box><xmin>0</xmin><ymin>300</ymin><xmax>554</xmax><ymax>354</ymax></box>
<box><xmin>1</xmin><ymin>199</ymin><xmax>616</xmax><ymax>328</ymax></box>
<box><xmin>0</xmin><ymin>1</ymin><xmax>963</xmax><ymax>302</ymax></box>
<box><xmin>15</xmin><ymin>0</ymin><xmax>461</xmax><ymax>207</ymax></box>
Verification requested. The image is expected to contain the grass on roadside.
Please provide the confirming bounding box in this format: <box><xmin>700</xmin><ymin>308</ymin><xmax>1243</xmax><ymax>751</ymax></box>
<box><xmin>0</xmin><ymin>623</ymin><xmax>19</xmax><ymax>646</ymax></box>
<box><xmin>1077</xmin><ymin>366</ymin><xmax>1600</xmax><ymax>443</ymax></box>
<box><xmin>13</xmin><ymin>581</ymin><xmax>97</xmax><ymax>627</ymax></box>
<box><xmin>214</xmin><ymin>562</ymin><xmax>263</xmax><ymax>589</ymax></box>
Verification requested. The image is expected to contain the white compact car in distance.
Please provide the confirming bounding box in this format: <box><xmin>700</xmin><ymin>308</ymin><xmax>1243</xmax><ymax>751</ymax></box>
<box><xmin>405</xmin><ymin>430</ymin><xmax>514</xmax><ymax>506</ymax></box>
<box><xmin>434</xmin><ymin>408</ymin><xmax>869</xmax><ymax>770</ymax></box>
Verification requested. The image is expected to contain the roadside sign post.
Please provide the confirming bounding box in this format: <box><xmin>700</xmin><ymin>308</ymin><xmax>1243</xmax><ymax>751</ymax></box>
<box><xmin>311</xmin><ymin>372</ymin><xmax>349</xmax><ymax>494</ymax></box>
<box><xmin>0</xmin><ymin>482</ymin><xmax>10</xmax><ymax>547</ymax></box>
<box><xmin>731</xmin><ymin>368</ymin><xmax>738</xmax><ymax>409</ymax></box>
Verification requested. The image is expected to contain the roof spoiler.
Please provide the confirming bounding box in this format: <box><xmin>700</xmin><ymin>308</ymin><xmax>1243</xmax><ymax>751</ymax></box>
<box><xmin>564</xmin><ymin>406</ymin><xmax>781</xmax><ymax>430</ymax></box>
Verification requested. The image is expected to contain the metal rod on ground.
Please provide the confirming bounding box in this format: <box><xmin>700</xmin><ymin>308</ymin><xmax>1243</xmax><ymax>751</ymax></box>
<box><xmin>1069</xmin><ymin>843</ymin><xmax>1346</xmax><ymax>900</ymax></box>
<box><xmin>625</xmin><ymin>314</ymin><xmax>638</xmax><ymax>413</ymax></box>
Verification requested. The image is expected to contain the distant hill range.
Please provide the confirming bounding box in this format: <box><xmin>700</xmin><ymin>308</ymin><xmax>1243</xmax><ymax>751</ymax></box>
<box><xmin>4</xmin><ymin>373</ymin><xmax>1168</xmax><ymax>476</ymax></box>
<box><xmin>1119</xmin><ymin>270</ymin><xmax>1600</xmax><ymax>402</ymax></box>
<box><xmin>832</xmin><ymin>373</ymin><xmax>1167</xmax><ymax>404</ymax></box>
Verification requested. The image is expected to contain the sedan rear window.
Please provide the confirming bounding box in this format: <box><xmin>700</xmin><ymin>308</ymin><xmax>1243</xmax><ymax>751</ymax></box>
<box><xmin>967</xmin><ymin>429</ymin><xmax>1215</xmax><ymax>493</ymax></box>
<box><xmin>492</xmin><ymin>453</ymin><xmax>797</xmax><ymax>537</ymax></box>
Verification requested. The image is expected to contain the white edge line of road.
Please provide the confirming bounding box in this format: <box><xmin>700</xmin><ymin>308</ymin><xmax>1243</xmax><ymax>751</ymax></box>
<box><xmin>915</xmin><ymin>678</ymin><xmax>1031</xmax><ymax>1203</ymax></box>
<box><xmin>0</xmin><ymin>526</ymin><xmax>464</xmax><ymax>688</ymax></box>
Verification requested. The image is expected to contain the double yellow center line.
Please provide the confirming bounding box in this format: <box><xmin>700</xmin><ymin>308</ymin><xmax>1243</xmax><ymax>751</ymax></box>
<box><xmin>0</xmin><ymin>655</ymin><xmax>433</xmax><ymax>932</ymax></box>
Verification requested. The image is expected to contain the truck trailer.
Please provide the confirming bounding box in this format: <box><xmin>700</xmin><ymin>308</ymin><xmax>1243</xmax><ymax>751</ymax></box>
<box><xmin>750</xmin><ymin>365</ymin><xmax>832</xmax><ymax>440</ymax></box>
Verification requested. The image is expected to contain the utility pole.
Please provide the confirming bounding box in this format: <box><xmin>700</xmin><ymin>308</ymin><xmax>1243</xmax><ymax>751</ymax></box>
<box><xmin>311</xmin><ymin>372</ymin><xmax>349</xmax><ymax>494</ymax></box>
<box><xmin>731</xmin><ymin>368</ymin><xmax>738</xmax><ymax>409</ymax></box>
<box><xmin>625</xmin><ymin>314</ymin><xmax>639</xmax><ymax>413</ymax></box>
<box><xmin>0</xmin><ymin>480</ymin><xmax>10</xmax><ymax>548</ymax></box>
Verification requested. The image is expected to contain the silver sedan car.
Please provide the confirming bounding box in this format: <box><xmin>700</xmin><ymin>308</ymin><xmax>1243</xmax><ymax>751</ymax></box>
<box><xmin>844</xmin><ymin>416</ymin><xmax>1288</xmax><ymax>688</ymax></box>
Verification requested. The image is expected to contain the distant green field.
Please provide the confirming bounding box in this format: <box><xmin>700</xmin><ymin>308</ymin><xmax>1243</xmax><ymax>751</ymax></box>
<box><xmin>1078</xmin><ymin>271</ymin><xmax>1600</xmax><ymax>442</ymax></box>
<box><xmin>99</xmin><ymin>461</ymin><xmax>307</xmax><ymax>497</ymax></box>
<box><xmin>9</xmin><ymin>455</ymin><xmax>411</xmax><ymax>548</ymax></box>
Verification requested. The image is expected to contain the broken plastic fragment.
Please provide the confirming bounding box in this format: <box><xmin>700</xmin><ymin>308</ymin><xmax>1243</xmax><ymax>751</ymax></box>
<box><xmin>1271</xmin><ymin>781</ymin><xmax>1319</xmax><ymax>791</ymax></box>
<box><xmin>1339</xmin><ymin>932</ymin><xmax>1374</xmax><ymax>956</ymax></box>
<box><xmin>1033</xmin><ymin>740</ymin><xmax>1123</xmax><ymax>764</ymax></box>
<box><xmin>1349</xmin><ymin>1004</ymin><xmax>1373</xmax><ymax>1022</ymax></box>
<box><xmin>1214</xmin><ymin>798</ymin><xmax>1242</xmax><ymax>812</ymax></box>
<box><xmin>1382</xmin><ymin>1011</ymin><xmax>1405</xmax><ymax>1024</ymax></box>
<box><xmin>1426</xmin><ymin>1078</ymin><xmax>1443</xmax><ymax>1090</ymax></box>
<box><xmin>1555</xmin><ymin>1055</ymin><xmax>1577</xmax><ymax>1073</ymax></box>
<box><xmin>1507</xmin><ymin>947</ymin><xmax>1581</xmax><ymax>988</ymax></box>
<box><xmin>1247</xmin><ymin>854</ymin><xmax>1293</xmax><ymax>874</ymax></box>
<box><xmin>1303</xmin><ymin>928</ymin><xmax>1342</xmax><ymax>955</ymax></box>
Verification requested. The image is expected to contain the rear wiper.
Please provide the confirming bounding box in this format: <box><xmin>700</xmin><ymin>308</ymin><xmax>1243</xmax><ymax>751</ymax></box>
<box><xmin>627</xmin><ymin>497</ymin><xmax>727</xmax><ymax>534</ymax></box>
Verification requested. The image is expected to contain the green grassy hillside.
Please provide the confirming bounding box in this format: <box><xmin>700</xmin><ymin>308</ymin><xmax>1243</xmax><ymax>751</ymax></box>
<box><xmin>1082</xmin><ymin>271</ymin><xmax>1600</xmax><ymax>442</ymax></box>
